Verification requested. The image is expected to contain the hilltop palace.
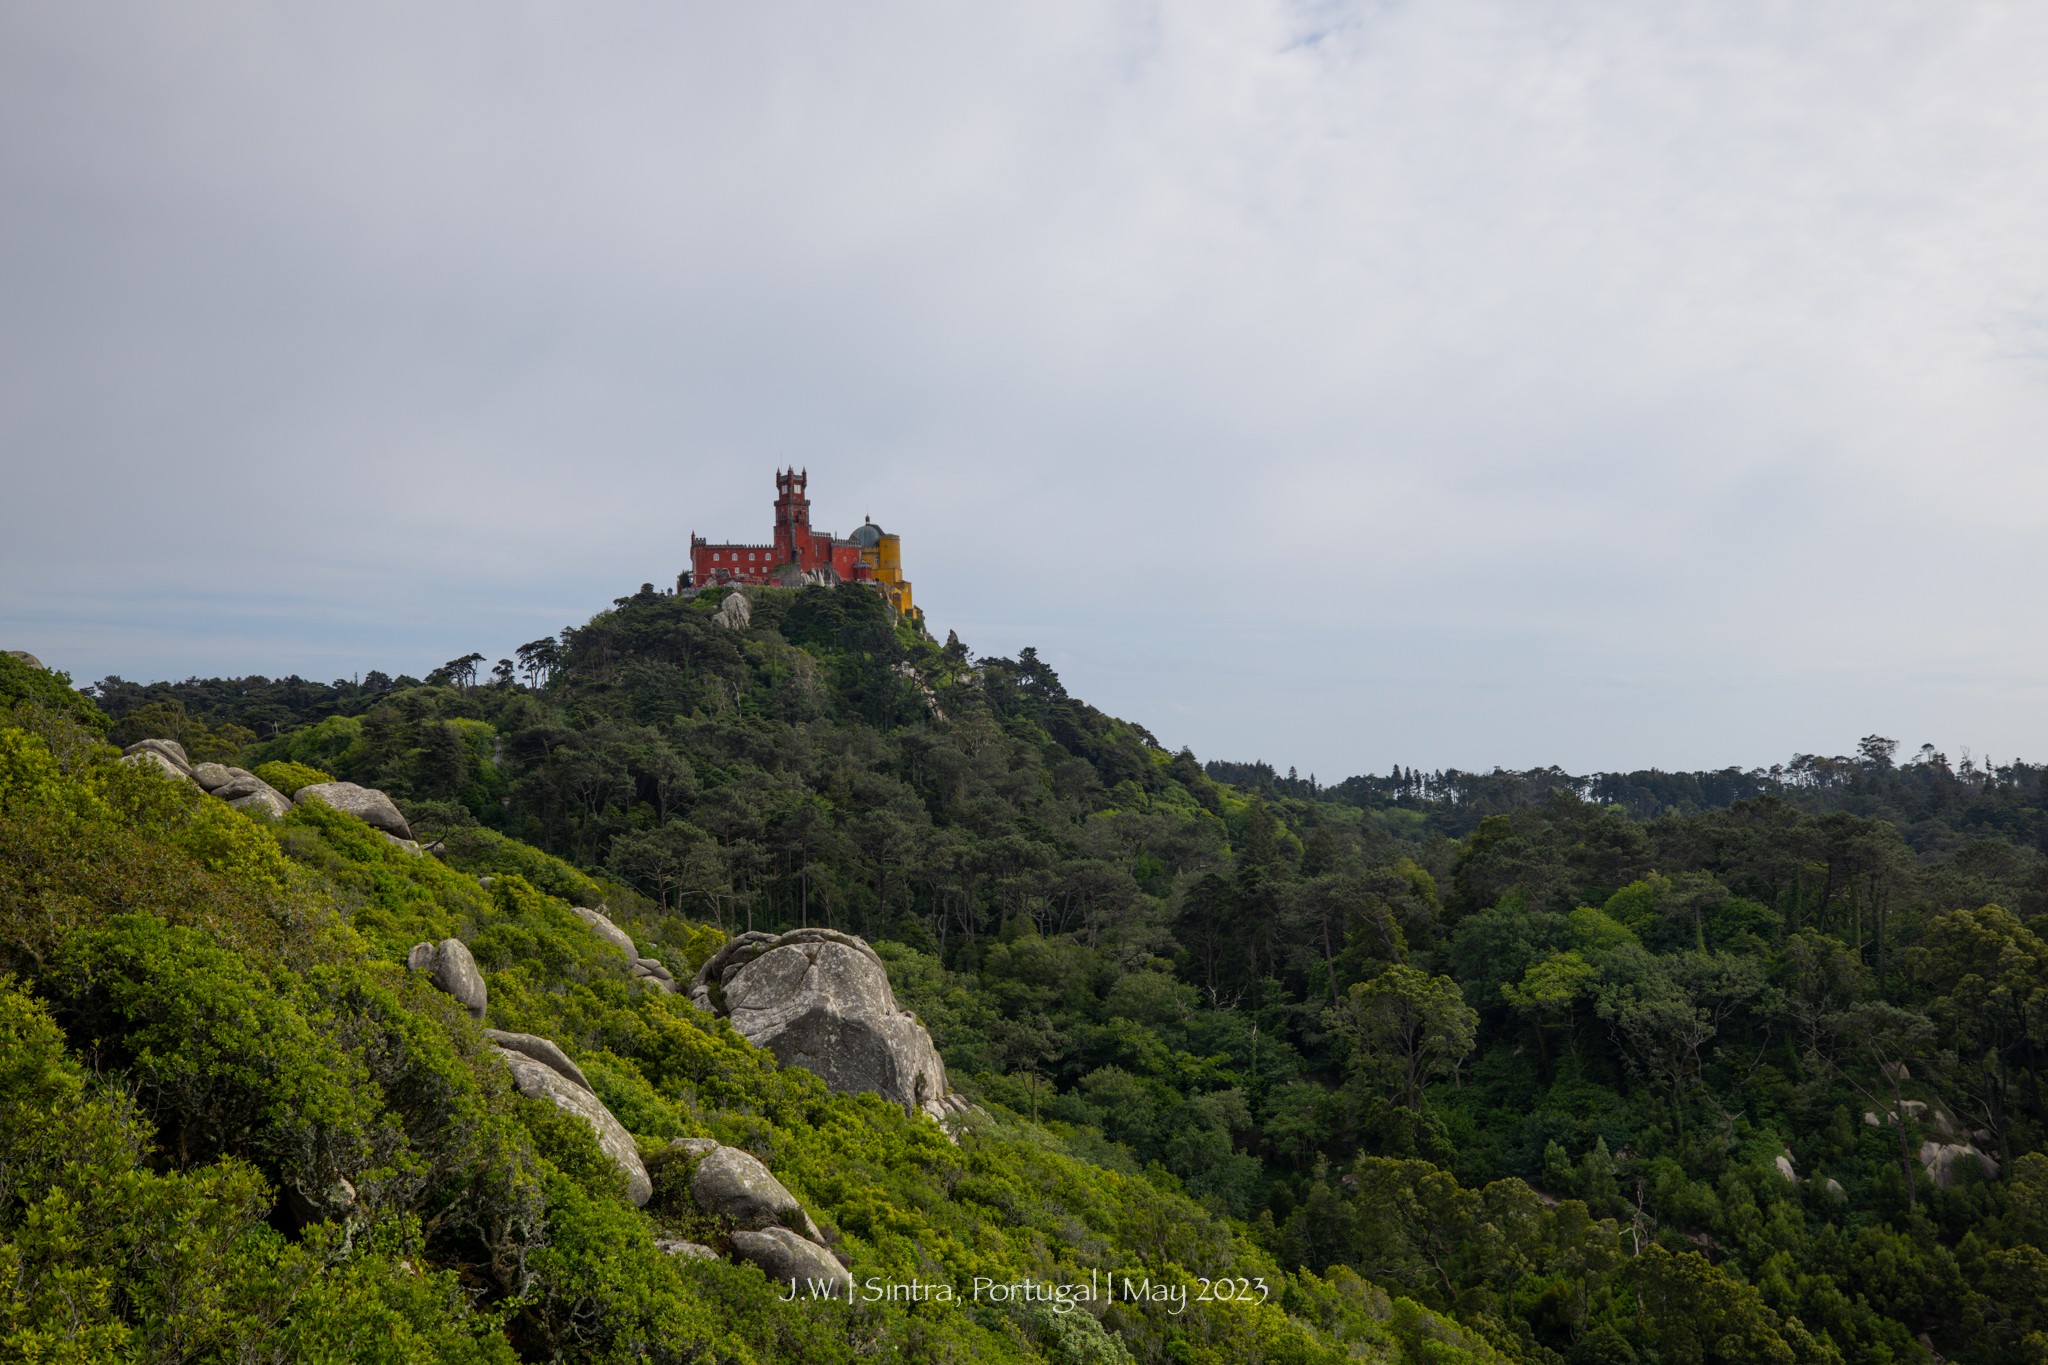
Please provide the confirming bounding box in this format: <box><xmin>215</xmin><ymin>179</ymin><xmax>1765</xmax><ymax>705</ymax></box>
<box><xmin>682</xmin><ymin>470</ymin><xmax>918</xmax><ymax>621</ymax></box>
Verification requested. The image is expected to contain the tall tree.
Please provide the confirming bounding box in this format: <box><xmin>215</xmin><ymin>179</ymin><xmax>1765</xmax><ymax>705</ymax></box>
<box><xmin>1327</xmin><ymin>966</ymin><xmax>1478</xmax><ymax>1117</ymax></box>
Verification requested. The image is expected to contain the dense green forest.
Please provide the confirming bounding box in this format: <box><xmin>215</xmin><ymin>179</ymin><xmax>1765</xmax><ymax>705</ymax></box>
<box><xmin>12</xmin><ymin>579</ymin><xmax>2048</xmax><ymax>1362</ymax></box>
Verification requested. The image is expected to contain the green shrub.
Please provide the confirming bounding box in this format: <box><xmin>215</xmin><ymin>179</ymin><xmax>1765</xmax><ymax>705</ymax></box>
<box><xmin>0</xmin><ymin>651</ymin><xmax>107</xmax><ymax>736</ymax></box>
<box><xmin>252</xmin><ymin>759</ymin><xmax>333</xmax><ymax>795</ymax></box>
<box><xmin>437</xmin><ymin>824</ymin><xmax>608</xmax><ymax>905</ymax></box>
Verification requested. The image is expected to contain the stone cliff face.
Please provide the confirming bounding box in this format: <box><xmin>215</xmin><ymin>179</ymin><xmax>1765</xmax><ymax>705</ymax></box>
<box><xmin>690</xmin><ymin>928</ymin><xmax>971</xmax><ymax>1124</ymax></box>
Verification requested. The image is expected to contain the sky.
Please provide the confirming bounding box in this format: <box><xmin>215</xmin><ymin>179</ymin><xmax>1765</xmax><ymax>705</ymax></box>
<box><xmin>3</xmin><ymin>2</ymin><xmax>2045</xmax><ymax>780</ymax></box>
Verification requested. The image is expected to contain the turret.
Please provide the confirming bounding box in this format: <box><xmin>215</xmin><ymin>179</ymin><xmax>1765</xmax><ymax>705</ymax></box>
<box><xmin>772</xmin><ymin>468</ymin><xmax>813</xmax><ymax>563</ymax></box>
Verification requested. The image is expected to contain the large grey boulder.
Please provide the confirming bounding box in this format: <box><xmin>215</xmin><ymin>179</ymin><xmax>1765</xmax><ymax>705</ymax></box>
<box><xmin>4</xmin><ymin>650</ymin><xmax>44</xmax><ymax>669</ymax></box>
<box><xmin>408</xmin><ymin>938</ymin><xmax>487</xmax><ymax>1020</ymax></box>
<box><xmin>122</xmin><ymin>739</ymin><xmax>193</xmax><ymax>779</ymax></box>
<box><xmin>483</xmin><ymin>1028</ymin><xmax>592</xmax><ymax>1093</ymax></box>
<box><xmin>729</xmin><ymin>1228</ymin><xmax>850</xmax><ymax>1298</ymax></box>
<box><xmin>1920</xmin><ymin>1141</ymin><xmax>1997</xmax><ymax>1188</ymax></box>
<box><xmin>210</xmin><ymin>767</ymin><xmax>272</xmax><ymax>801</ymax></box>
<box><xmin>690</xmin><ymin>1145</ymin><xmax>823</xmax><ymax>1242</ymax></box>
<box><xmin>571</xmin><ymin>905</ymin><xmax>638</xmax><ymax>959</ymax></box>
<box><xmin>230</xmin><ymin>787</ymin><xmax>294</xmax><ymax>819</ymax></box>
<box><xmin>692</xmin><ymin>929</ymin><xmax>950</xmax><ymax>1118</ymax></box>
<box><xmin>295</xmin><ymin>781</ymin><xmax>413</xmax><ymax>839</ymax></box>
<box><xmin>632</xmin><ymin>957</ymin><xmax>677</xmax><ymax>993</ymax></box>
<box><xmin>191</xmin><ymin>761</ymin><xmax>235</xmax><ymax>791</ymax></box>
<box><xmin>495</xmin><ymin>1046</ymin><xmax>652</xmax><ymax>1206</ymax></box>
<box><xmin>714</xmin><ymin>593</ymin><xmax>752</xmax><ymax>631</ymax></box>
<box><xmin>121</xmin><ymin>749</ymin><xmax>191</xmax><ymax>782</ymax></box>
<box><xmin>125</xmin><ymin>738</ymin><xmax>192</xmax><ymax>771</ymax></box>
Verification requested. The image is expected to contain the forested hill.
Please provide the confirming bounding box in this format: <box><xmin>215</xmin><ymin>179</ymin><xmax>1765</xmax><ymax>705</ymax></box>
<box><xmin>39</xmin><ymin>580</ymin><xmax>2048</xmax><ymax>1362</ymax></box>
<box><xmin>1211</xmin><ymin>743</ymin><xmax>2048</xmax><ymax>849</ymax></box>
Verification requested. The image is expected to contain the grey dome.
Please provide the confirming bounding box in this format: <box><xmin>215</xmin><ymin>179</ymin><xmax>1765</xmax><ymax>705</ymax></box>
<box><xmin>849</xmin><ymin>522</ymin><xmax>884</xmax><ymax>548</ymax></box>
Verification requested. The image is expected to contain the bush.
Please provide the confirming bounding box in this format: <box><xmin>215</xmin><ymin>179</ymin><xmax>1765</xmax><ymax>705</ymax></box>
<box><xmin>253</xmin><ymin>759</ymin><xmax>333</xmax><ymax>795</ymax></box>
<box><xmin>0</xmin><ymin>651</ymin><xmax>107</xmax><ymax>736</ymax></box>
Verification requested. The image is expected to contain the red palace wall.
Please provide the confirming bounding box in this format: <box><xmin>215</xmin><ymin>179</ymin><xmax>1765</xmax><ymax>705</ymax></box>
<box><xmin>691</xmin><ymin>543</ymin><xmax>777</xmax><ymax>584</ymax></box>
<box><xmin>690</xmin><ymin>534</ymin><xmax>873</xmax><ymax>586</ymax></box>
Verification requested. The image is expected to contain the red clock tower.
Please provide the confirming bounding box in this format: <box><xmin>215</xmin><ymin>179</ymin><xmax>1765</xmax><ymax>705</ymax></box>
<box><xmin>772</xmin><ymin>468</ymin><xmax>811</xmax><ymax>567</ymax></box>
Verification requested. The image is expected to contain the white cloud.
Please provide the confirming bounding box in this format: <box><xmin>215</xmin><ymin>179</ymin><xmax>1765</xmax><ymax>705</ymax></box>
<box><xmin>2</xmin><ymin>1</ymin><xmax>2045</xmax><ymax>772</ymax></box>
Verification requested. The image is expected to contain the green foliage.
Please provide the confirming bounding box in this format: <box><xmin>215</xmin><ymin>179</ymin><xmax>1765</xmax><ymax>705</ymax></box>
<box><xmin>54</xmin><ymin>586</ymin><xmax>2048</xmax><ymax>1362</ymax></box>
<box><xmin>0</xmin><ymin>977</ymin><xmax>514</xmax><ymax>1363</ymax></box>
<box><xmin>252</xmin><ymin>758</ymin><xmax>333</xmax><ymax>794</ymax></box>
<box><xmin>437</xmin><ymin>823</ymin><xmax>609</xmax><ymax>906</ymax></box>
<box><xmin>0</xmin><ymin>652</ymin><xmax>107</xmax><ymax>737</ymax></box>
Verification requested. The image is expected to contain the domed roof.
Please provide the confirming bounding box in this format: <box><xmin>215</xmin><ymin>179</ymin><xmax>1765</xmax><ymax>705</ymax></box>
<box><xmin>849</xmin><ymin>521</ymin><xmax>885</xmax><ymax>548</ymax></box>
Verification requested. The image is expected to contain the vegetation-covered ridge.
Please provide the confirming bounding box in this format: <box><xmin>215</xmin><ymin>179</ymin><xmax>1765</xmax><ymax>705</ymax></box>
<box><xmin>0</xmin><ymin>646</ymin><xmax>1457</xmax><ymax>1365</ymax></box>
<box><xmin>15</xmin><ymin>579</ymin><xmax>2048</xmax><ymax>1362</ymax></box>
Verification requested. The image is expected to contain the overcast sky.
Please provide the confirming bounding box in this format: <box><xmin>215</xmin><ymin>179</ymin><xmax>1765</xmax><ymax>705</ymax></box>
<box><xmin>3</xmin><ymin>3</ymin><xmax>2045</xmax><ymax>778</ymax></box>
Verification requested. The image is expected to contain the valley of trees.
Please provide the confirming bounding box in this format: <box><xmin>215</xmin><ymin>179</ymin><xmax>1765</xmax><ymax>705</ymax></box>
<box><xmin>14</xmin><ymin>579</ymin><xmax>2048</xmax><ymax>1362</ymax></box>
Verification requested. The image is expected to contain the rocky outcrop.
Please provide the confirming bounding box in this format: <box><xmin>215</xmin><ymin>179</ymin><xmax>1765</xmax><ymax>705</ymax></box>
<box><xmin>4</xmin><ymin>650</ymin><xmax>44</xmax><ymax>669</ymax></box>
<box><xmin>569</xmin><ymin>906</ymin><xmax>676</xmax><ymax>993</ymax></box>
<box><xmin>408</xmin><ymin>938</ymin><xmax>487</xmax><ymax>1020</ymax></box>
<box><xmin>122</xmin><ymin>740</ymin><xmax>193</xmax><ymax>780</ymax></box>
<box><xmin>231</xmin><ymin>787</ymin><xmax>295</xmax><ymax>819</ymax></box>
<box><xmin>483</xmin><ymin>1028</ymin><xmax>592</xmax><ymax>1092</ymax></box>
<box><xmin>122</xmin><ymin>739</ymin><xmax>415</xmax><ymax>838</ymax></box>
<box><xmin>715</xmin><ymin>592</ymin><xmax>752</xmax><ymax>631</ymax></box>
<box><xmin>207</xmin><ymin>767</ymin><xmax>257</xmax><ymax>797</ymax></box>
<box><xmin>495</xmin><ymin>1044</ymin><xmax>652</xmax><ymax>1205</ymax></box>
<box><xmin>127</xmin><ymin>739</ymin><xmax>193</xmax><ymax>771</ymax></box>
<box><xmin>210</xmin><ymin>768</ymin><xmax>275</xmax><ymax>801</ymax></box>
<box><xmin>690</xmin><ymin>928</ymin><xmax>959</xmax><ymax>1122</ymax></box>
<box><xmin>572</xmin><ymin>905</ymin><xmax>637</xmax><ymax>957</ymax></box>
<box><xmin>296</xmin><ymin>781</ymin><xmax>413</xmax><ymax>839</ymax></box>
<box><xmin>198</xmin><ymin>766</ymin><xmax>296</xmax><ymax>816</ymax></box>
<box><xmin>192</xmin><ymin>761</ymin><xmax>235</xmax><ymax>791</ymax></box>
<box><xmin>122</xmin><ymin>748</ymin><xmax>191</xmax><ymax>781</ymax></box>
<box><xmin>730</xmin><ymin>1228</ymin><xmax>852</xmax><ymax>1298</ymax></box>
<box><xmin>1920</xmin><ymin>1141</ymin><xmax>1997</xmax><ymax>1188</ymax></box>
<box><xmin>658</xmin><ymin>1137</ymin><xmax>847</xmax><ymax>1288</ymax></box>
<box><xmin>690</xmin><ymin>1145</ymin><xmax>823</xmax><ymax>1242</ymax></box>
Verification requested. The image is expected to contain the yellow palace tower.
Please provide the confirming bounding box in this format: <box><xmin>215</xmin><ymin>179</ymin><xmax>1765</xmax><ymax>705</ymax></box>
<box><xmin>849</xmin><ymin>517</ymin><xmax>917</xmax><ymax>623</ymax></box>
